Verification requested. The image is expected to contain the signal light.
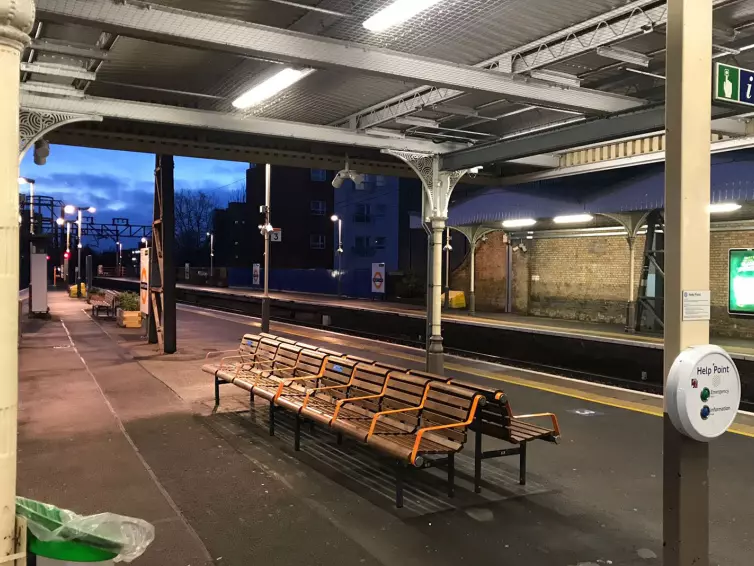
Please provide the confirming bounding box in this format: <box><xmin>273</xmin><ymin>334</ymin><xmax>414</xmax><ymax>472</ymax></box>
<box><xmin>64</xmin><ymin>252</ymin><xmax>70</xmax><ymax>260</ymax></box>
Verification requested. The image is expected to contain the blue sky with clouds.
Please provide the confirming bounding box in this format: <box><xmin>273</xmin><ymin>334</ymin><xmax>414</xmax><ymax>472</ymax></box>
<box><xmin>19</xmin><ymin>145</ymin><xmax>249</xmax><ymax>228</ymax></box>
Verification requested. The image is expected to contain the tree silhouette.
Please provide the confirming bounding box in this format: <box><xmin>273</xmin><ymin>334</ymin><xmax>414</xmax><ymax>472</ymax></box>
<box><xmin>174</xmin><ymin>190</ymin><xmax>219</xmax><ymax>264</ymax></box>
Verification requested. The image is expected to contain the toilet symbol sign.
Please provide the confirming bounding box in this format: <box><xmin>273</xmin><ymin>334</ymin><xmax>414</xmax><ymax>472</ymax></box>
<box><xmin>715</xmin><ymin>63</ymin><xmax>754</xmax><ymax>106</ymax></box>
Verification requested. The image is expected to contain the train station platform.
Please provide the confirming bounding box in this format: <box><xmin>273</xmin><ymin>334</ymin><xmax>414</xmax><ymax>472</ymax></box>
<box><xmin>96</xmin><ymin>278</ymin><xmax>754</xmax><ymax>406</ymax></box>
<box><xmin>17</xmin><ymin>291</ymin><xmax>754</xmax><ymax>565</ymax></box>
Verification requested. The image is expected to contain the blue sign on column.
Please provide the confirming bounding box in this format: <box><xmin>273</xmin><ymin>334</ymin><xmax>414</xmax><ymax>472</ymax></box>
<box><xmin>740</xmin><ymin>70</ymin><xmax>754</xmax><ymax>104</ymax></box>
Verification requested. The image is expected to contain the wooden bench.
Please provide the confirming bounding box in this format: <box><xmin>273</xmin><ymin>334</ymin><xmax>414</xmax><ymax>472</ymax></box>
<box><xmin>205</xmin><ymin>335</ymin><xmax>560</xmax><ymax>508</ymax></box>
<box><xmin>450</xmin><ymin>379</ymin><xmax>560</xmax><ymax>492</ymax></box>
<box><xmin>91</xmin><ymin>290</ymin><xmax>120</xmax><ymax>319</ymax></box>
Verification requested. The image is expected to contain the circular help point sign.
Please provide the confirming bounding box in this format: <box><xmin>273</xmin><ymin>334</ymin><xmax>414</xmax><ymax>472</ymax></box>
<box><xmin>666</xmin><ymin>345</ymin><xmax>741</xmax><ymax>442</ymax></box>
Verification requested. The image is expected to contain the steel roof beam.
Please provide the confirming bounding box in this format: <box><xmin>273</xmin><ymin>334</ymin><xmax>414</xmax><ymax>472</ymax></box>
<box><xmin>20</xmin><ymin>62</ymin><xmax>97</xmax><ymax>81</ymax></box>
<box><xmin>440</xmin><ymin>105</ymin><xmax>737</xmax><ymax>170</ymax></box>
<box><xmin>19</xmin><ymin>93</ymin><xmax>462</xmax><ymax>153</ymax></box>
<box><xmin>333</xmin><ymin>0</ymin><xmax>661</xmax><ymax>129</ymax></box>
<box><xmin>28</xmin><ymin>38</ymin><xmax>110</xmax><ymax>60</ymax></box>
<box><xmin>35</xmin><ymin>0</ymin><xmax>642</xmax><ymax>114</ymax></box>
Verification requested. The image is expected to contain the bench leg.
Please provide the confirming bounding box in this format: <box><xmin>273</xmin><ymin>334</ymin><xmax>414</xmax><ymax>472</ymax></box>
<box><xmin>214</xmin><ymin>375</ymin><xmax>221</xmax><ymax>406</ymax></box>
<box><xmin>294</xmin><ymin>414</ymin><xmax>301</xmax><ymax>452</ymax></box>
<box><xmin>519</xmin><ymin>442</ymin><xmax>527</xmax><ymax>486</ymax></box>
<box><xmin>336</xmin><ymin>432</ymin><xmax>343</xmax><ymax>446</ymax></box>
<box><xmin>269</xmin><ymin>401</ymin><xmax>275</xmax><ymax>436</ymax></box>
<box><xmin>447</xmin><ymin>453</ymin><xmax>455</xmax><ymax>498</ymax></box>
<box><xmin>395</xmin><ymin>464</ymin><xmax>405</xmax><ymax>509</ymax></box>
<box><xmin>249</xmin><ymin>390</ymin><xmax>255</xmax><ymax>412</ymax></box>
<box><xmin>474</xmin><ymin>428</ymin><xmax>482</xmax><ymax>494</ymax></box>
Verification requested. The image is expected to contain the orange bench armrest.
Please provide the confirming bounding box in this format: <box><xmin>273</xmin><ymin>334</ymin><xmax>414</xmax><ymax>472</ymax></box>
<box><xmin>410</xmin><ymin>395</ymin><xmax>481</xmax><ymax>465</ymax></box>
<box><xmin>514</xmin><ymin>412</ymin><xmax>561</xmax><ymax>437</ymax></box>
<box><xmin>367</xmin><ymin>406</ymin><xmax>423</xmax><ymax>438</ymax></box>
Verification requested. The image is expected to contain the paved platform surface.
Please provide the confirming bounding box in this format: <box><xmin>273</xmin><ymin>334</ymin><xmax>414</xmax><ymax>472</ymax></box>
<box><xmin>104</xmin><ymin>278</ymin><xmax>754</xmax><ymax>357</ymax></box>
<box><xmin>18</xmin><ymin>291</ymin><xmax>754</xmax><ymax>565</ymax></box>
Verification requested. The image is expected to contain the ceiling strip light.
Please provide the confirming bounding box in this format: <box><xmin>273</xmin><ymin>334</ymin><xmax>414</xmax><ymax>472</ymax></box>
<box><xmin>363</xmin><ymin>0</ymin><xmax>444</xmax><ymax>32</ymax></box>
<box><xmin>233</xmin><ymin>68</ymin><xmax>313</xmax><ymax>109</ymax></box>
<box><xmin>503</xmin><ymin>218</ymin><xmax>537</xmax><ymax>228</ymax></box>
<box><xmin>396</xmin><ymin>117</ymin><xmax>440</xmax><ymax>128</ymax></box>
<box><xmin>596</xmin><ymin>46</ymin><xmax>650</xmax><ymax>67</ymax></box>
<box><xmin>553</xmin><ymin>214</ymin><xmax>594</xmax><ymax>224</ymax></box>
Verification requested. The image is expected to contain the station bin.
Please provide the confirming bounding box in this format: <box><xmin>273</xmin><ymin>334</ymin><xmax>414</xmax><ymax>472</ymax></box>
<box><xmin>441</xmin><ymin>290</ymin><xmax>467</xmax><ymax>309</ymax></box>
<box><xmin>16</xmin><ymin>497</ymin><xmax>154</xmax><ymax>564</ymax></box>
<box><xmin>68</xmin><ymin>284</ymin><xmax>86</xmax><ymax>298</ymax></box>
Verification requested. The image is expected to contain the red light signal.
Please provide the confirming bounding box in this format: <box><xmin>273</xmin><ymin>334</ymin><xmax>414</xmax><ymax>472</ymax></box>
<box><xmin>46</xmin><ymin>255</ymin><xmax>50</xmax><ymax>261</ymax></box>
<box><xmin>63</xmin><ymin>252</ymin><xmax>70</xmax><ymax>260</ymax></box>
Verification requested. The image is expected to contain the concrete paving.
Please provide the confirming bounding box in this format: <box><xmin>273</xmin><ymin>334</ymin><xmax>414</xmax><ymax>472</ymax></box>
<box><xmin>17</xmin><ymin>291</ymin><xmax>754</xmax><ymax>565</ymax></box>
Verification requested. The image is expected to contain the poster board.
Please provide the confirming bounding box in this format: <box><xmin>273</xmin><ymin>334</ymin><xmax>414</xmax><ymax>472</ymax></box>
<box><xmin>729</xmin><ymin>248</ymin><xmax>754</xmax><ymax>315</ymax></box>
<box><xmin>140</xmin><ymin>248</ymin><xmax>150</xmax><ymax>315</ymax></box>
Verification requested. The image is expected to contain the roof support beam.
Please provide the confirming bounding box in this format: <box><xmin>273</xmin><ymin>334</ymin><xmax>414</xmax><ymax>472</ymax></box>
<box><xmin>20</xmin><ymin>62</ymin><xmax>96</xmax><ymax>81</ymax></box>
<box><xmin>333</xmin><ymin>0</ymin><xmax>662</xmax><ymax>129</ymax></box>
<box><xmin>28</xmin><ymin>38</ymin><xmax>110</xmax><ymax>60</ymax></box>
<box><xmin>19</xmin><ymin>92</ymin><xmax>461</xmax><ymax>153</ymax></box>
<box><xmin>35</xmin><ymin>0</ymin><xmax>643</xmax><ymax>114</ymax></box>
<box><xmin>440</xmin><ymin>105</ymin><xmax>738</xmax><ymax>170</ymax></box>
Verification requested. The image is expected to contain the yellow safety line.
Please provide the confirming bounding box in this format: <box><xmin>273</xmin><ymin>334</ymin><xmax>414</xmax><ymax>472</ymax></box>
<box><xmin>184</xmin><ymin>306</ymin><xmax>754</xmax><ymax>439</ymax></box>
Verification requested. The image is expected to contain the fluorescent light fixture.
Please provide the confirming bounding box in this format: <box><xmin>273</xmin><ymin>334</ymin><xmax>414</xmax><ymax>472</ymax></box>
<box><xmin>553</xmin><ymin>214</ymin><xmax>594</xmax><ymax>224</ymax></box>
<box><xmin>396</xmin><ymin>116</ymin><xmax>440</xmax><ymax>128</ymax></box>
<box><xmin>363</xmin><ymin>0</ymin><xmax>444</xmax><ymax>32</ymax></box>
<box><xmin>709</xmin><ymin>202</ymin><xmax>742</xmax><ymax>213</ymax></box>
<box><xmin>431</xmin><ymin>103</ymin><xmax>480</xmax><ymax>118</ymax></box>
<box><xmin>232</xmin><ymin>68</ymin><xmax>313</xmax><ymax>109</ymax></box>
<box><xmin>530</xmin><ymin>69</ymin><xmax>581</xmax><ymax>87</ymax></box>
<box><xmin>364</xmin><ymin>127</ymin><xmax>406</xmax><ymax>139</ymax></box>
<box><xmin>503</xmin><ymin>218</ymin><xmax>537</xmax><ymax>228</ymax></box>
<box><xmin>596</xmin><ymin>46</ymin><xmax>650</xmax><ymax>67</ymax></box>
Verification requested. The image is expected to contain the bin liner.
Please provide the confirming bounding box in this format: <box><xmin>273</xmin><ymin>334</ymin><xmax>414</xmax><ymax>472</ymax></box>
<box><xmin>16</xmin><ymin>497</ymin><xmax>155</xmax><ymax>563</ymax></box>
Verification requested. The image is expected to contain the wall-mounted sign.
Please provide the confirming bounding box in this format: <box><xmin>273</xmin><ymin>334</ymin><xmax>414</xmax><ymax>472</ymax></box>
<box><xmin>371</xmin><ymin>263</ymin><xmax>386</xmax><ymax>294</ymax></box>
<box><xmin>729</xmin><ymin>249</ymin><xmax>754</xmax><ymax>315</ymax></box>
<box><xmin>140</xmin><ymin>248</ymin><xmax>150</xmax><ymax>315</ymax></box>
<box><xmin>253</xmin><ymin>263</ymin><xmax>260</xmax><ymax>286</ymax></box>
<box><xmin>666</xmin><ymin>345</ymin><xmax>740</xmax><ymax>442</ymax></box>
<box><xmin>271</xmin><ymin>229</ymin><xmax>282</xmax><ymax>243</ymax></box>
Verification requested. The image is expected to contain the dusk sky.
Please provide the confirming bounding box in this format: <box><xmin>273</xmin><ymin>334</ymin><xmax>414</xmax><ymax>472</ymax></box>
<box><xmin>19</xmin><ymin>145</ymin><xmax>250</xmax><ymax>233</ymax></box>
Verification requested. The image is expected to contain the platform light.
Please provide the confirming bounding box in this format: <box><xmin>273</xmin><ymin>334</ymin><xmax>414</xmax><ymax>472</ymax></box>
<box><xmin>331</xmin><ymin>214</ymin><xmax>339</xmax><ymax>222</ymax></box>
<box><xmin>396</xmin><ymin>117</ymin><xmax>440</xmax><ymax>128</ymax></box>
<box><xmin>363</xmin><ymin>0</ymin><xmax>444</xmax><ymax>32</ymax></box>
<box><xmin>63</xmin><ymin>204</ymin><xmax>76</xmax><ymax>214</ymax></box>
<box><xmin>55</xmin><ymin>217</ymin><xmax>65</xmax><ymax>226</ymax></box>
<box><xmin>596</xmin><ymin>46</ymin><xmax>650</xmax><ymax>68</ymax></box>
<box><xmin>709</xmin><ymin>202</ymin><xmax>742</xmax><ymax>213</ymax></box>
<box><xmin>553</xmin><ymin>214</ymin><xmax>594</xmax><ymax>224</ymax></box>
<box><xmin>502</xmin><ymin>218</ymin><xmax>537</xmax><ymax>229</ymax></box>
<box><xmin>87</xmin><ymin>206</ymin><xmax>96</xmax><ymax>213</ymax></box>
<box><xmin>232</xmin><ymin>68</ymin><xmax>314</xmax><ymax>109</ymax></box>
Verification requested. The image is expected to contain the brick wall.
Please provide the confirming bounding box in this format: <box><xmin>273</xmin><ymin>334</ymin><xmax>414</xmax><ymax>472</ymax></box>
<box><xmin>451</xmin><ymin>227</ymin><xmax>754</xmax><ymax>338</ymax></box>
<box><xmin>710</xmin><ymin>231</ymin><xmax>754</xmax><ymax>338</ymax></box>
<box><xmin>452</xmin><ymin>232</ymin><xmax>508</xmax><ymax>311</ymax></box>
<box><xmin>525</xmin><ymin>235</ymin><xmax>641</xmax><ymax>324</ymax></box>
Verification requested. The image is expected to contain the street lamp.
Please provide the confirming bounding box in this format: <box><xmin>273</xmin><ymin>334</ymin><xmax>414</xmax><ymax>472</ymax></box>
<box><xmin>116</xmin><ymin>241</ymin><xmax>123</xmax><ymax>276</ymax></box>
<box><xmin>60</xmin><ymin>204</ymin><xmax>96</xmax><ymax>297</ymax></box>
<box><xmin>206</xmin><ymin>231</ymin><xmax>214</xmax><ymax>276</ymax></box>
<box><xmin>331</xmin><ymin>214</ymin><xmax>343</xmax><ymax>297</ymax></box>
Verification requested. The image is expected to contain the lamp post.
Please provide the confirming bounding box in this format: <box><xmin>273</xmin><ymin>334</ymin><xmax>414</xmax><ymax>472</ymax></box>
<box><xmin>206</xmin><ymin>231</ymin><xmax>214</xmax><ymax>276</ymax></box>
<box><xmin>60</xmin><ymin>204</ymin><xmax>96</xmax><ymax>297</ymax></box>
<box><xmin>116</xmin><ymin>241</ymin><xmax>123</xmax><ymax>276</ymax></box>
<box><xmin>443</xmin><ymin>227</ymin><xmax>452</xmax><ymax>309</ymax></box>
<box><xmin>259</xmin><ymin>164</ymin><xmax>273</xmax><ymax>333</ymax></box>
<box><xmin>331</xmin><ymin>214</ymin><xmax>343</xmax><ymax>297</ymax></box>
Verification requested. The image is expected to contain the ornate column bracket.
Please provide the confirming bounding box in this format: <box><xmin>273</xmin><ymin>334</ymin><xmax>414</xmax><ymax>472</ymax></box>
<box><xmin>382</xmin><ymin>149</ymin><xmax>468</xmax><ymax>220</ymax></box>
<box><xmin>19</xmin><ymin>109</ymin><xmax>103</xmax><ymax>162</ymax></box>
<box><xmin>599</xmin><ymin>210</ymin><xmax>655</xmax><ymax>242</ymax></box>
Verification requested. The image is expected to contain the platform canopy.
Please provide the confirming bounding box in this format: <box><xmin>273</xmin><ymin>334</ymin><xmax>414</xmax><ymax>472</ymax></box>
<box><xmin>20</xmin><ymin>0</ymin><xmax>754</xmax><ymax>180</ymax></box>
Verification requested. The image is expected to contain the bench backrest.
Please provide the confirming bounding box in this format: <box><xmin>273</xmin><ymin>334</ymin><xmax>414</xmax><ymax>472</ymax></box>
<box><xmin>318</xmin><ymin>357</ymin><xmax>359</xmax><ymax>401</ymax></box>
<box><xmin>292</xmin><ymin>349</ymin><xmax>327</xmax><ymax>378</ymax></box>
<box><xmin>448</xmin><ymin>379</ymin><xmax>512</xmax><ymax>440</ymax></box>
<box><xmin>347</xmin><ymin>364</ymin><xmax>390</xmax><ymax>413</ymax></box>
<box><xmin>378</xmin><ymin>372</ymin><xmax>432</xmax><ymax>430</ymax></box>
<box><xmin>273</xmin><ymin>343</ymin><xmax>302</xmax><ymax>369</ymax></box>
<box><xmin>239</xmin><ymin>334</ymin><xmax>262</xmax><ymax>356</ymax></box>
<box><xmin>104</xmin><ymin>290</ymin><xmax>119</xmax><ymax>304</ymax></box>
<box><xmin>344</xmin><ymin>354</ymin><xmax>375</xmax><ymax>365</ymax></box>
<box><xmin>420</xmin><ymin>382</ymin><xmax>481</xmax><ymax>450</ymax></box>
<box><xmin>275</xmin><ymin>336</ymin><xmax>298</xmax><ymax>346</ymax></box>
<box><xmin>317</xmin><ymin>347</ymin><xmax>344</xmax><ymax>358</ymax></box>
<box><xmin>256</xmin><ymin>338</ymin><xmax>281</xmax><ymax>364</ymax></box>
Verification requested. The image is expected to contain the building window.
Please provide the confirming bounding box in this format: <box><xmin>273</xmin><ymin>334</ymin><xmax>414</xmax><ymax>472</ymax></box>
<box><xmin>354</xmin><ymin>204</ymin><xmax>371</xmax><ymax>223</ymax></box>
<box><xmin>374</xmin><ymin>237</ymin><xmax>386</xmax><ymax>249</ymax></box>
<box><xmin>310</xmin><ymin>169</ymin><xmax>327</xmax><ymax>182</ymax></box>
<box><xmin>310</xmin><ymin>200</ymin><xmax>327</xmax><ymax>215</ymax></box>
<box><xmin>310</xmin><ymin>235</ymin><xmax>326</xmax><ymax>249</ymax></box>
